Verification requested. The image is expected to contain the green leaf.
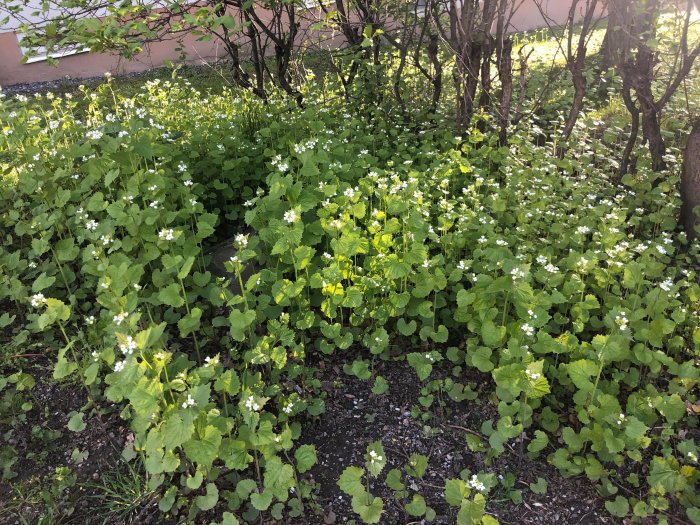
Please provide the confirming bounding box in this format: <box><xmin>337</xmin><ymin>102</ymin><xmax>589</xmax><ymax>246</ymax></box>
<box><xmin>481</xmin><ymin>321</ymin><xmax>506</xmax><ymax>348</ymax></box>
<box><xmin>605</xmin><ymin>495</ymin><xmax>629</xmax><ymax>518</ymax></box>
<box><xmin>159</xmin><ymin>486</ymin><xmax>177</xmax><ymax>512</ymax></box>
<box><xmin>386</xmin><ymin>469</ymin><xmax>405</xmax><ymax>491</ymax></box>
<box><xmin>405</xmin><ymin>454</ymin><xmax>428</xmax><ymax>478</ymax></box>
<box><xmin>397</xmin><ymin>318</ymin><xmax>417</xmax><ymax>336</ymax></box>
<box><xmin>469</xmin><ymin>346</ymin><xmax>494</xmax><ymax>372</ymax></box>
<box><xmin>235</xmin><ymin>479</ymin><xmax>257</xmax><ymax>499</ymax></box>
<box><xmin>338</xmin><ymin>466</ymin><xmax>365</xmax><ymax>497</ymax></box>
<box><xmin>527</xmin><ymin>430</ymin><xmax>548</xmax><ymax>454</ymax></box>
<box><xmin>214</xmin><ymin>369</ymin><xmax>240</xmax><ymax>396</ymax></box>
<box><xmin>196</xmin><ymin>483</ymin><xmax>219</xmax><ymax>511</ymax></box>
<box><xmin>162</xmin><ymin>413</ymin><xmax>194</xmax><ymax>451</ymax></box>
<box><xmin>32</xmin><ymin>272</ymin><xmax>55</xmax><ymax>292</ymax></box>
<box><xmin>250</xmin><ymin>490</ymin><xmax>273</xmax><ymax>511</ymax></box>
<box><xmin>263</xmin><ymin>456</ymin><xmax>294</xmax><ymax>490</ymax></box>
<box><xmin>445</xmin><ymin>479</ymin><xmax>468</xmax><ymax>506</ymax></box>
<box><xmin>158</xmin><ymin>283</ymin><xmax>184</xmax><ymax>307</ymax></box>
<box><xmin>371</xmin><ymin>375</ymin><xmax>389</xmax><ymax>395</ymax></box>
<box><xmin>67</xmin><ymin>412</ymin><xmax>86</xmax><ymax>432</ymax></box>
<box><xmin>184</xmin><ymin>425</ymin><xmax>222</xmax><ymax>467</ymax></box>
<box><xmin>529</xmin><ymin>477</ymin><xmax>548</xmax><ymax>494</ymax></box>
<box><xmin>564</xmin><ymin>359</ymin><xmax>598</xmax><ymax>393</ymax></box>
<box><xmin>457</xmin><ymin>494</ymin><xmax>486</xmax><ymax>525</ymax></box>
<box><xmin>351</xmin><ymin>493</ymin><xmax>383</xmax><ymax>524</ymax></box>
<box><xmin>177</xmin><ymin>256</ymin><xmax>196</xmax><ymax>279</ymax></box>
<box><xmin>295</xmin><ymin>445</ymin><xmax>317</xmax><ymax>473</ymax></box>
<box><xmin>178</xmin><ymin>307</ymin><xmax>202</xmax><ymax>337</ymax></box>
<box><xmin>405</xmin><ymin>494</ymin><xmax>427</xmax><ymax>517</ymax></box>
<box><xmin>213</xmin><ymin>512</ymin><xmax>240</xmax><ymax>525</ymax></box>
<box><xmin>186</xmin><ymin>470</ymin><xmax>203</xmax><ymax>489</ymax></box>
<box><xmin>229</xmin><ymin>309</ymin><xmax>256</xmax><ymax>341</ymax></box>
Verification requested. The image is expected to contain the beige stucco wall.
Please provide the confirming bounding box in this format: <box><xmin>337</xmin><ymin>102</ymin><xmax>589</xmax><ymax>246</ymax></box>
<box><xmin>0</xmin><ymin>31</ymin><xmax>229</xmax><ymax>86</ymax></box>
<box><xmin>0</xmin><ymin>1</ymin><xmax>605</xmax><ymax>87</ymax></box>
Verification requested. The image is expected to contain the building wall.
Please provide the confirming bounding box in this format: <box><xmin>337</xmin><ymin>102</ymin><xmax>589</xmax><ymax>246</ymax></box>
<box><xmin>0</xmin><ymin>1</ymin><xmax>605</xmax><ymax>87</ymax></box>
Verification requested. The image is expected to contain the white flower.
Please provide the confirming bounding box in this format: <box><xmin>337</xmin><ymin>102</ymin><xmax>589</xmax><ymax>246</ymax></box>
<box><xmin>511</xmin><ymin>267</ymin><xmax>525</xmax><ymax>280</ymax></box>
<box><xmin>30</xmin><ymin>293</ymin><xmax>46</xmax><ymax>308</ymax></box>
<box><xmin>368</xmin><ymin>450</ymin><xmax>383</xmax><ymax>463</ymax></box>
<box><xmin>457</xmin><ymin>260</ymin><xmax>468</xmax><ymax>270</ymax></box>
<box><xmin>660</xmin><ymin>278</ymin><xmax>673</xmax><ymax>292</ymax></box>
<box><xmin>283</xmin><ymin>402</ymin><xmax>294</xmax><ymax>414</ymax></box>
<box><xmin>177</xmin><ymin>162</ymin><xmax>188</xmax><ymax>173</ymax></box>
<box><xmin>467</xmin><ymin>475</ymin><xmax>486</xmax><ymax>492</ymax></box>
<box><xmin>184</xmin><ymin>179</ymin><xmax>193</xmax><ymax>187</ymax></box>
<box><xmin>544</xmin><ymin>263</ymin><xmax>559</xmax><ymax>274</ymax></box>
<box><xmin>86</xmin><ymin>130</ymin><xmax>103</xmax><ymax>140</ymax></box>
<box><xmin>155</xmin><ymin>351</ymin><xmax>167</xmax><ymax>360</ymax></box>
<box><xmin>344</xmin><ymin>187</ymin><xmax>355</xmax><ymax>198</ymax></box>
<box><xmin>85</xmin><ymin>219</ymin><xmax>98</xmax><ymax>231</ymax></box>
<box><xmin>149</xmin><ymin>200</ymin><xmax>160</xmax><ymax>209</ymax></box>
<box><xmin>113</xmin><ymin>311</ymin><xmax>128</xmax><ymax>325</ymax></box>
<box><xmin>204</xmin><ymin>355</ymin><xmax>219</xmax><ymax>367</ymax></box>
<box><xmin>576</xmin><ymin>226</ymin><xmax>590</xmax><ymax>234</ymax></box>
<box><xmin>28</xmin><ymin>261</ymin><xmax>37</xmax><ymax>269</ymax></box>
<box><xmin>148</xmin><ymin>184</ymin><xmax>158</xmax><ymax>191</ymax></box>
<box><xmin>617</xmin><ymin>413</ymin><xmax>625</xmax><ymax>425</ymax></box>
<box><xmin>119</xmin><ymin>335</ymin><xmax>137</xmax><ymax>355</ymax></box>
<box><xmin>86</xmin><ymin>315</ymin><xmax>95</xmax><ymax>325</ymax></box>
<box><xmin>114</xmin><ymin>360</ymin><xmax>126</xmax><ymax>372</ymax></box>
<box><xmin>244</xmin><ymin>395</ymin><xmax>260</xmax><ymax>411</ymax></box>
<box><xmin>283</xmin><ymin>210</ymin><xmax>298</xmax><ymax>224</ymax></box>
<box><xmin>158</xmin><ymin>228</ymin><xmax>175</xmax><ymax>241</ymax></box>
<box><xmin>521</xmin><ymin>323</ymin><xmax>535</xmax><ymax>337</ymax></box>
<box><xmin>234</xmin><ymin>233</ymin><xmax>248</xmax><ymax>248</ymax></box>
<box><xmin>182</xmin><ymin>394</ymin><xmax>196</xmax><ymax>409</ymax></box>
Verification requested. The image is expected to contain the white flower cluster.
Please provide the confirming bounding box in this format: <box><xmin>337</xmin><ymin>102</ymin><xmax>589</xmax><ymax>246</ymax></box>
<box><xmin>526</xmin><ymin>367</ymin><xmax>540</xmax><ymax>380</ymax></box>
<box><xmin>119</xmin><ymin>335</ymin><xmax>136</xmax><ymax>355</ymax></box>
<box><xmin>659</xmin><ymin>278</ymin><xmax>673</xmax><ymax>292</ymax></box>
<box><xmin>113</xmin><ymin>311</ymin><xmax>128</xmax><ymax>325</ymax></box>
<box><xmin>284</xmin><ymin>210</ymin><xmax>298</xmax><ymax>224</ymax></box>
<box><xmin>245</xmin><ymin>395</ymin><xmax>261</xmax><ymax>411</ymax></box>
<box><xmin>182</xmin><ymin>394</ymin><xmax>196</xmax><ymax>409</ymax></box>
<box><xmin>234</xmin><ymin>233</ymin><xmax>248</xmax><ymax>248</ymax></box>
<box><xmin>510</xmin><ymin>267</ymin><xmax>525</xmax><ymax>281</ymax></box>
<box><xmin>31</xmin><ymin>293</ymin><xmax>46</xmax><ymax>308</ymax></box>
<box><xmin>368</xmin><ymin>450</ymin><xmax>383</xmax><ymax>464</ymax></box>
<box><xmin>204</xmin><ymin>355</ymin><xmax>219</xmax><ymax>367</ymax></box>
<box><xmin>467</xmin><ymin>474</ymin><xmax>486</xmax><ymax>492</ymax></box>
<box><xmin>615</xmin><ymin>312</ymin><xmax>628</xmax><ymax>331</ymax></box>
<box><xmin>158</xmin><ymin>228</ymin><xmax>175</xmax><ymax>241</ymax></box>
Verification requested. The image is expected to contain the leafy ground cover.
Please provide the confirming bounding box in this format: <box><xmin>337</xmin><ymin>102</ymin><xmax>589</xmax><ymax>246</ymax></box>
<box><xmin>1</xmin><ymin>41</ymin><xmax>699</xmax><ymax>525</ymax></box>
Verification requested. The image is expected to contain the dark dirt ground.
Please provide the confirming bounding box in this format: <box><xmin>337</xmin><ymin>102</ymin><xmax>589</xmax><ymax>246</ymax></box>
<box><xmin>296</xmin><ymin>356</ymin><xmax>616</xmax><ymax>525</ymax></box>
<box><xmin>2</xmin><ymin>351</ymin><xmax>689</xmax><ymax>525</ymax></box>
